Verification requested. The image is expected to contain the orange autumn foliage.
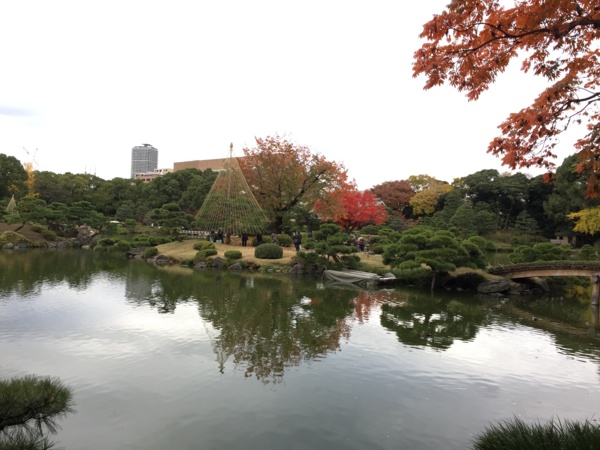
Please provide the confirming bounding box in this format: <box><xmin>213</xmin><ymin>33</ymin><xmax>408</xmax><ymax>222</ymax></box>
<box><xmin>413</xmin><ymin>0</ymin><xmax>600</xmax><ymax>197</ymax></box>
<box><xmin>240</xmin><ymin>134</ymin><xmax>350</xmax><ymax>232</ymax></box>
<box><xmin>314</xmin><ymin>189</ymin><xmax>389</xmax><ymax>232</ymax></box>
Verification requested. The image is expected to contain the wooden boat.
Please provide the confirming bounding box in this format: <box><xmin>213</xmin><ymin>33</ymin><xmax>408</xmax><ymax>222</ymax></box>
<box><xmin>322</xmin><ymin>269</ymin><xmax>396</xmax><ymax>285</ymax></box>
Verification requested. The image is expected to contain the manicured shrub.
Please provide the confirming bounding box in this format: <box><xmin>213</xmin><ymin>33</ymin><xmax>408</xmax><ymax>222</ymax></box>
<box><xmin>372</xmin><ymin>244</ymin><xmax>385</xmax><ymax>254</ymax></box>
<box><xmin>277</xmin><ymin>234</ymin><xmax>293</xmax><ymax>247</ymax></box>
<box><xmin>31</xmin><ymin>224</ymin><xmax>44</xmax><ymax>233</ymax></box>
<box><xmin>196</xmin><ymin>248</ymin><xmax>218</xmax><ymax>259</ymax></box>
<box><xmin>133</xmin><ymin>238</ymin><xmax>151</xmax><ymax>247</ymax></box>
<box><xmin>224</xmin><ymin>250</ymin><xmax>243</xmax><ymax>260</ymax></box>
<box><xmin>255</xmin><ymin>243</ymin><xmax>283</xmax><ymax>259</ymax></box>
<box><xmin>110</xmin><ymin>240</ymin><xmax>132</xmax><ymax>253</ymax></box>
<box><xmin>41</xmin><ymin>229</ymin><xmax>58</xmax><ymax>241</ymax></box>
<box><xmin>142</xmin><ymin>247</ymin><xmax>158</xmax><ymax>259</ymax></box>
<box><xmin>193</xmin><ymin>240</ymin><xmax>216</xmax><ymax>251</ymax></box>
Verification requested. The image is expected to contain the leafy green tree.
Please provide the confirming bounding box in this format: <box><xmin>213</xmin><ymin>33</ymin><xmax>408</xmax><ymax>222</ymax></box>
<box><xmin>34</xmin><ymin>171</ymin><xmax>72</xmax><ymax>204</ymax></box>
<box><xmin>434</xmin><ymin>187</ymin><xmax>466</xmax><ymax>227</ymax></box>
<box><xmin>178</xmin><ymin>169</ymin><xmax>217</xmax><ymax>214</ymax></box>
<box><xmin>514</xmin><ymin>210</ymin><xmax>541</xmax><ymax>236</ymax></box>
<box><xmin>67</xmin><ymin>201</ymin><xmax>105</xmax><ymax>229</ymax></box>
<box><xmin>304</xmin><ymin>223</ymin><xmax>359</xmax><ymax>266</ymax></box>
<box><xmin>510</xmin><ymin>242</ymin><xmax>571</xmax><ymax>263</ymax></box>
<box><xmin>463</xmin><ymin>170</ymin><xmax>529</xmax><ymax>229</ymax></box>
<box><xmin>0</xmin><ymin>154</ymin><xmax>27</xmax><ymax>201</ymax></box>
<box><xmin>383</xmin><ymin>226</ymin><xmax>485</xmax><ymax>290</ymax></box>
<box><xmin>526</xmin><ymin>174</ymin><xmax>556</xmax><ymax>238</ymax></box>
<box><xmin>17</xmin><ymin>196</ymin><xmax>48</xmax><ymax>224</ymax></box>
<box><xmin>544</xmin><ymin>155</ymin><xmax>600</xmax><ymax>235</ymax></box>
<box><xmin>149</xmin><ymin>203</ymin><xmax>195</xmax><ymax>229</ymax></box>
<box><xmin>115</xmin><ymin>200</ymin><xmax>137</xmax><ymax>222</ymax></box>
<box><xmin>473</xmin><ymin>208</ymin><xmax>498</xmax><ymax>235</ymax></box>
<box><xmin>142</xmin><ymin>169</ymin><xmax>216</xmax><ymax>212</ymax></box>
<box><xmin>449</xmin><ymin>202</ymin><xmax>477</xmax><ymax>238</ymax></box>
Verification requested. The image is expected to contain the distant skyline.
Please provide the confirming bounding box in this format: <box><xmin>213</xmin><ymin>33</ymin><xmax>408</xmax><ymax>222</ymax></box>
<box><xmin>0</xmin><ymin>1</ymin><xmax>576</xmax><ymax>190</ymax></box>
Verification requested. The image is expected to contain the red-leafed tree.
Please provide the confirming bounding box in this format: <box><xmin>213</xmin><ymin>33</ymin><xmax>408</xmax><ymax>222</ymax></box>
<box><xmin>240</xmin><ymin>135</ymin><xmax>350</xmax><ymax>233</ymax></box>
<box><xmin>370</xmin><ymin>180</ymin><xmax>415</xmax><ymax>214</ymax></box>
<box><xmin>315</xmin><ymin>189</ymin><xmax>389</xmax><ymax>232</ymax></box>
<box><xmin>413</xmin><ymin>0</ymin><xmax>600</xmax><ymax>197</ymax></box>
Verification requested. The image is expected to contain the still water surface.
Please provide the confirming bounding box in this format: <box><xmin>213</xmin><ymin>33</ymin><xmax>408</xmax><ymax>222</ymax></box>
<box><xmin>2</xmin><ymin>250</ymin><xmax>600</xmax><ymax>449</ymax></box>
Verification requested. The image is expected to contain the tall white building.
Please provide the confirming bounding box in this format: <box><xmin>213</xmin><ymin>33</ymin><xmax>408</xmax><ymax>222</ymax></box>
<box><xmin>130</xmin><ymin>144</ymin><xmax>158</xmax><ymax>179</ymax></box>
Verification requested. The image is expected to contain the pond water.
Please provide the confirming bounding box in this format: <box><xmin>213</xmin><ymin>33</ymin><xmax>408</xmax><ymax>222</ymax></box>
<box><xmin>2</xmin><ymin>250</ymin><xmax>600</xmax><ymax>449</ymax></box>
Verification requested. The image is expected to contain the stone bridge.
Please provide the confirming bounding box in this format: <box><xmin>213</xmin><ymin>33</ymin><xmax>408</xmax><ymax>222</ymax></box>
<box><xmin>488</xmin><ymin>262</ymin><xmax>600</xmax><ymax>306</ymax></box>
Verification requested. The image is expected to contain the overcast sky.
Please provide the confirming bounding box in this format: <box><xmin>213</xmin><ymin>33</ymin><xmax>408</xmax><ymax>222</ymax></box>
<box><xmin>0</xmin><ymin>0</ymin><xmax>575</xmax><ymax>190</ymax></box>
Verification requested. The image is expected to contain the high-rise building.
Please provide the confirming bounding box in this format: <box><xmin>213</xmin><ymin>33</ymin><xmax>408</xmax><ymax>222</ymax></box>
<box><xmin>131</xmin><ymin>144</ymin><xmax>158</xmax><ymax>178</ymax></box>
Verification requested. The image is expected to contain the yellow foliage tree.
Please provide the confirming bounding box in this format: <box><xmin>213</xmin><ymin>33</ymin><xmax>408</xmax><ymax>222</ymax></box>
<box><xmin>409</xmin><ymin>179</ymin><xmax>452</xmax><ymax>216</ymax></box>
<box><xmin>568</xmin><ymin>207</ymin><xmax>600</xmax><ymax>235</ymax></box>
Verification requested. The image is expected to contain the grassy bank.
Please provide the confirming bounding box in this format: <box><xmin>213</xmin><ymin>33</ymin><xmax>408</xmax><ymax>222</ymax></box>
<box><xmin>156</xmin><ymin>239</ymin><xmax>388</xmax><ymax>269</ymax></box>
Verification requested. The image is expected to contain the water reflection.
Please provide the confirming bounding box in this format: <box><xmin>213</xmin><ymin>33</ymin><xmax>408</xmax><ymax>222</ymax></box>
<box><xmin>379</xmin><ymin>290</ymin><xmax>490</xmax><ymax>349</ymax></box>
<box><xmin>3</xmin><ymin>250</ymin><xmax>600</xmax><ymax>383</ymax></box>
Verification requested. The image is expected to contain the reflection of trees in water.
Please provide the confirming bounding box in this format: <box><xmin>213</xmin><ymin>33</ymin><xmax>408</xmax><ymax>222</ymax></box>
<box><xmin>196</xmin><ymin>275</ymin><xmax>358</xmax><ymax>383</ymax></box>
<box><xmin>0</xmin><ymin>250</ymin><xmax>128</xmax><ymax>298</ymax></box>
<box><xmin>380</xmin><ymin>291</ymin><xmax>488</xmax><ymax>350</ymax></box>
<box><xmin>500</xmin><ymin>298</ymin><xmax>600</xmax><ymax>363</ymax></box>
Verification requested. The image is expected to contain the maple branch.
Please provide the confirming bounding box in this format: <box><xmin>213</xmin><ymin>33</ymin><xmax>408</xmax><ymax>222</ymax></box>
<box><xmin>444</xmin><ymin>16</ymin><xmax>600</xmax><ymax>55</ymax></box>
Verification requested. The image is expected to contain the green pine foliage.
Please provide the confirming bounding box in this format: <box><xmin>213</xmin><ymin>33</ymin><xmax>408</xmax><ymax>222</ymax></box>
<box><xmin>510</xmin><ymin>242</ymin><xmax>572</xmax><ymax>263</ymax></box>
<box><xmin>0</xmin><ymin>375</ymin><xmax>75</xmax><ymax>450</ymax></box>
<box><xmin>472</xmin><ymin>416</ymin><xmax>600</xmax><ymax>450</ymax></box>
<box><xmin>382</xmin><ymin>226</ymin><xmax>489</xmax><ymax>290</ymax></box>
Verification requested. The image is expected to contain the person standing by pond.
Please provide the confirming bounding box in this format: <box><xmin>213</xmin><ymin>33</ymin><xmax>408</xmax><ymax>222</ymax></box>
<box><xmin>241</xmin><ymin>232</ymin><xmax>248</xmax><ymax>247</ymax></box>
<box><xmin>256</xmin><ymin>232</ymin><xmax>263</xmax><ymax>245</ymax></box>
<box><xmin>271</xmin><ymin>233</ymin><xmax>278</xmax><ymax>244</ymax></box>
<box><xmin>293</xmin><ymin>231</ymin><xmax>302</xmax><ymax>252</ymax></box>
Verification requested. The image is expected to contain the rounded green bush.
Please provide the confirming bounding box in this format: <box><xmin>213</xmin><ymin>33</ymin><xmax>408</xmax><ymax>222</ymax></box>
<box><xmin>255</xmin><ymin>243</ymin><xmax>283</xmax><ymax>259</ymax></box>
<box><xmin>193</xmin><ymin>240</ymin><xmax>216</xmax><ymax>251</ymax></box>
<box><xmin>142</xmin><ymin>247</ymin><xmax>158</xmax><ymax>259</ymax></box>
<box><xmin>277</xmin><ymin>234</ymin><xmax>293</xmax><ymax>247</ymax></box>
<box><xmin>372</xmin><ymin>244</ymin><xmax>385</xmax><ymax>254</ymax></box>
<box><xmin>31</xmin><ymin>224</ymin><xmax>44</xmax><ymax>233</ymax></box>
<box><xmin>197</xmin><ymin>248</ymin><xmax>218</xmax><ymax>258</ymax></box>
<box><xmin>224</xmin><ymin>250</ymin><xmax>243</xmax><ymax>260</ymax></box>
<box><xmin>41</xmin><ymin>229</ymin><xmax>57</xmax><ymax>241</ymax></box>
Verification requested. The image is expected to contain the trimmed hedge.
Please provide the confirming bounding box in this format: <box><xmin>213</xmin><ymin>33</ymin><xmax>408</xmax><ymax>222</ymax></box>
<box><xmin>255</xmin><ymin>243</ymin><xmax>283</xmax><ymax>259</ymax></box>
<box><xmin>224</xmin><ymin>250</ymin><xmax>243</xmax><ymax>260</ymax></box>
<box><xmin>277</xmin><ymin>234</ymin><xmax>293</xmax><ymax>247</ymax></box>
<box><xmin>196</xmin><ymin>248</ymin><xmax>218</xmax><ymax>259</ymax></box>
<box><xmin>193</xmin><ymin>240</ymin><xmax>216</xmax><ymax>251</ymax></box>
<box><xmin>142</xmin><ymin>247</ymin><xmax>159</xmax><ymax>259</ymax></box>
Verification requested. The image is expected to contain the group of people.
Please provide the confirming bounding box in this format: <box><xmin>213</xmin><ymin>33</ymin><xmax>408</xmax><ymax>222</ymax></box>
<box><xmin>209</xmin><ymin>230</ymin><xmax>310</xmax><ymax>252</ymax></box>
<box><xmin>209</xmin><ymin>230</ymin><xmax>224</xmax><ymax>243</ymax></box>
<box><xmin>209</xmin><ymin>230</ymin><xmax>363</xmax><ymax>253</ymax></box>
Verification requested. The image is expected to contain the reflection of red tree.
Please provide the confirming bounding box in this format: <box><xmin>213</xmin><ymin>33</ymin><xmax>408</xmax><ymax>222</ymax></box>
<box><xmin>352</xmin><ymin>291</ymin><xmax>408</xmax><ymax>324</ymax></box>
